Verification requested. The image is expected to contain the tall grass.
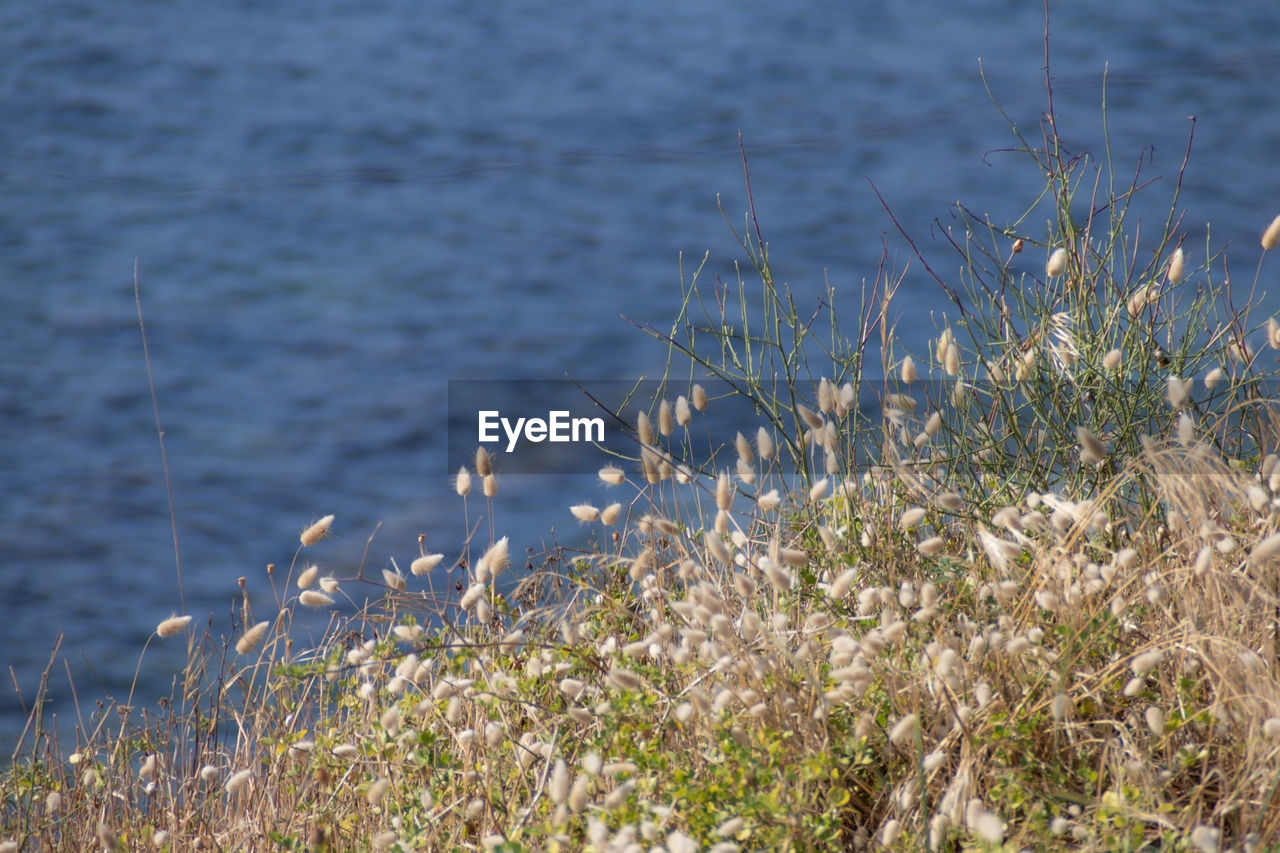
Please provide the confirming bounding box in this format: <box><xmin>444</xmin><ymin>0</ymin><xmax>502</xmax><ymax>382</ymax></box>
<box><xmin>6</xmin><ymin>63</ymin><xmax>1280</xmax><ymax>852</ymax></box>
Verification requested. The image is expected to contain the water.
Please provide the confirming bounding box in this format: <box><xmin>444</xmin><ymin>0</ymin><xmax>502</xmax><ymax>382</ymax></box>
<box><xmin>2</xmin><ymin>0</ymin><xmax>1278</xmax><ymax>749</ymax></box>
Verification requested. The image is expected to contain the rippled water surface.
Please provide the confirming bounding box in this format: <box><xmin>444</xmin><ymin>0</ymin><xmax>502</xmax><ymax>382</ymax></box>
<box><xmin>2</xmin><ymin>0</ymin><xmax>1279</xmax><ymax>745</ymax></box>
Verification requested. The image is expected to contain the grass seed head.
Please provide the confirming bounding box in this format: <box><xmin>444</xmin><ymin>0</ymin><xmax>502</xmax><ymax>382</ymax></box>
<box><xmin>1168</xmin><ymin>247</ymin><xmax>1186</xmax><ymax>282</ymax></box>
<box><xmin>570</xmin><ymin>503</ymin><xmax>601</xmax><ymax>523</ymax></box>
<box><xmin>1262</xmin><ymin>213</ymin><xmax>1280</xmax><ymax>250</ymax></box>
<box><xmin>692</xmin><ymin>383</ymin><xmax>707</xmax><ymax>410</ymax></box>
<box><xmin>300</xmin><ymin>514</ymin><xmax>334</xmax><ymax>547</ymax></box>
<box><xmin>298</xmin><ymin>590</ymin><xmax>335</xmax><ymax>608</ymax></box>
<box><xmin>658</xmin><ymin>399</ymin><xmax>674</xmax><ymax>436</ymax></box>
<box><xmin>225</xmin><ymin>768</ymin><xmax>253</xmax><ymax>795</ymax></box>
<box><xmin>475</xmin><ymin>446</ymin><xmax>493</xmax><ymax>477</ymax></box>
<box><xmin>155</xmin><ymin>614</ymin><xmax>192</xmax><ymax>638</ymax></box>
<box><xmin>296</xmin><ymin>564</ymin><xmax>318</xmax><ymax>589</ymax></box>
<box><xmin>455</xmin><ymin>466</ymin><xmax>472</xmax><ymax>496</ymax></box>
<box><xmin>236</xmin><ymin>620</ymin><xmax>271</xmax><ymax>655</ymax></box>
<box><xmin>1046</xmin><ymin>247</ymin><xmax>1068</xmax><ymax>277</ymax></box>
<box><xmin>411</xmin><ymin>553</ymin><xmax>444</xmax><ymax>575</ymax></box>
<box><xmin>889</xmin><ymin>713</ymin><xmax>919</xmax><ymax>746</ymax></box>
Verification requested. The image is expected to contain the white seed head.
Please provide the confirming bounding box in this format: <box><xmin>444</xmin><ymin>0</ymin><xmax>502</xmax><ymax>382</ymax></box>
<box><xmin>474</xmin><ymin>446</ymin><xmax>493</xmax><ymax>477</ymax></box>
<box><xmin>296</xmin><ymin>564</ymin><xmax>318</xmax><ymax>589</ymax></box>
<box><xmin>455</xmin><ymin>467</ymin><xmax>472</xmax><ymax>496</ymax></box>
<box><xmin>917</xmin><ymin>536</ymin><xmax>945</xmax><ymax>556</ymax></box>
<box><xmin>1103</xmin><ymin>348</ymin><xmax>1122</xmax><ymax>370</ymax></box>
<box><xmin>1262</xmin><ymin>213</ymin><xmax>1280</xmax><ymax>251</ymax></box>
<box><xmin>300</xmin><ymin>514</ymin><xmax>334</xmax><ymax>547</ymax></box>
<box><xmin>224</xmin><ymin>768</ymin><xmax>253</xmax><ymax>795</ymax></box>
<box><xmin>367</xmin><ymin>776</ymin><xmax>390</xmax><ymax>807</ymax></box>
<box><xmin>1046</xmin><ymin>247</ymin><xmax>1068</xmax><ymax>277</ymax></box>
<box><xmin>570</xmin><ymin>504</ymin><xmax>601</xmax><ymax>523</ymax></box>
<box><xmin>410</xmin><ymin>552</ymin><xmax>443</xmax><ymax>575</ymax></box>
<box><xmin>155</xmin><ymin>614</ymin><xmax>192</xmax><ymax>638</ymax></box>
<box><xmin>756</xmin><ymin>426</ymin><xmax>774</xmax><ymax>461</ymax></box>
<box><xmin>692</xmin><ymin>384</ymin><xmax>708</xmax><ymax>410</ymax></box>
<box><xmin>1167</xmin><ymin>247</ymin><xmax>1185</xmax><ymax>283</ymax></box>
<box><xmin>658</xmin><ymin>399</ymin><xmax>674</xmax><ymax>436</ymax></box>
<box><xmin>717</xmin><ymin>471</ymin><xmax>733</xmax><ymax>510</ymax></box>
<box><xmin>298</xmin><ymin>590</ymin><xmax>335</xmax><ymax>608</ymax></box>
<box><xmin>481</xmin><ymin>537</ymin><xmax>509</xmax><ymax>577</ymax></box>
<box><xmin>900</xmin><ymin>356</ymin><xmax>918</xmax><ymax>384</ymax></box>
<box><xmin>236</xmin><ymin>621</ymin><xmax>271</xmax><ymax>655</ymax></box>
<box><xmin>888</xmin><ymin>713</ymin><xmax>919</xmax><ymax>746</ymax></box>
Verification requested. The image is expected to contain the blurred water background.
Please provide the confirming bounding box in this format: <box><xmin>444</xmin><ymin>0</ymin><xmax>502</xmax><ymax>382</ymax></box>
<box><xmin>2</xmin><ymin>0</ymin><xmax>1279</xmax><ymax>748</ymax></box>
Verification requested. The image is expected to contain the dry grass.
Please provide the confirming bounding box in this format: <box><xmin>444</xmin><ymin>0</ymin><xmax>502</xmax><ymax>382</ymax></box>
<box><xmin>6</xmin><ymin>60</ymin><xmax>1280</xmax><ymax>853</ymax></box>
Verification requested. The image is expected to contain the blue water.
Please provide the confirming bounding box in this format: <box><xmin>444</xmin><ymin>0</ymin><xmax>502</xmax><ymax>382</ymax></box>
<box><xmin>3</xmin><ymin>0</ymin><xmax>1279</xmax><ymax>748</ymax></box>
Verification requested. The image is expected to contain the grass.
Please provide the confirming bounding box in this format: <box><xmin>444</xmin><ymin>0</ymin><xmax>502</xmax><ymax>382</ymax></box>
<box><xmin>6</xmin><ymin>54</ymin><xmax>1280</xmax><ymax>853</ymax></box>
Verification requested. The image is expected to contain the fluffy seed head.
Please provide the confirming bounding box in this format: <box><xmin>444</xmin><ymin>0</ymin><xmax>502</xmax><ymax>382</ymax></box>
<box><xmin>675</xmin><ymin>395</ymin><xmax>691</xmax><ymax>425</ymax></box>
<box><xmin>900</xmin><ymin>356</ymin><xmax>918</xmax><ymax>384</ymax></box>
<box><xmin>600</xmin><ymin>503</ymin><xmax>622</xmax><ymax>525</ymax></box>
<box><xmin>1131</xmin><ymin>649</ymin><xmax>1163</xmax><ymax>677</ymax></box>
<box><xmin>298</xmin><ymin>590</ymin><xmax>335</xmax><ymax>608</ymax></box>
<box><xmin>1262</xmin><ymin>213</ymin><xmax>1280</xmax><ymax>251</ymax></box>
<box><xmin>300</xmin><ymin>514</ymin><xmax>334</xmax><ymax>547</ymax></box>
<box><xmin>381</xmin><ymin>568</ymin><xmax>406</xmax><ymax>591</ymax></box>
<box><xmin>1077</xmin><ymin>426</ymin><xmax>1107</xmax><ymax>465</ymax></box>
<box><xmin>156</xmin><ymin>614</ymin><xmax>192</xmax><ymax>638</ymax></box>
<box><xmin>455</xmin><ymin>467</ymin><xmax>472</xmax><ymax>496</ymax></box>
<box><xmin>917</xmin><ymin>536</ymin><xmax>945</xmax><ymax>556</ymax></box>
<box><xmin>411</xmin><ymin>553</ymin><xmax>443</xmax><ymax>575</ymax></box>
<box><xmin>692</xmin><ymin>384</ymin><xmax>707</xmax><ymax>410</ymax></box>
<box><xmin>570</xmin><ymin>504</ymin><xmax>601</xmax><ymax>523</ymax></box>
<box><xmin>1103</xmin><ymin>348</ymin><xmax>1122</xmax><ymax>370</ymax></box>
<box><xmin>756</xmin><ymin>426</ymin><xmax>774</xmax><ymax>461</ymax></box>
<box><xmin>797</xmin><ymin>404</ymin><xmax>824</xmax><ymax>430</ymax></box>
<box><xmin>598</xmin><ymin>465</ymin><xmax>625</xmax><ymax>486</ymax></box>
<box><xmin>225</xmin><ymin>768</ymin><xmax>253</xmax><ymax>795</ymax></box>
<box><xmin>1190</xmin><ymin>825</ymin><xmax>1220</xmax><ymax>853</ymax></box>
<box><xmin>296</xmin><ymin>564</ymin><xmax>318</xmax><ymax>589</ymax></box>
<box><xmin>973</xmin><ymin>811</ymin><xmax>1003</xmax><ymax>844</ymax></box>
<box><xmin>367</xmin><ymin>777</ymin><xmax>390</xmax><ymax>807</ymax></box>
<box><xmin>1250</xmin><ymin>532</ymin><xmax>1280</xmax><ymax>567</ymax></box>
<box><xmin>809</xmin><ymin>478</ymin><xmax>829</xmax><ymax>502</ymax></box>
<box><xmin>236</xmin><ymin>621</ymin><xmax>271</xmax><ymax>655</ymax></box>
<box><xmin>708</xmin><ymin>472</ymin><xmax>730</xmax><ymax>513</ymax></box>
<box><xmin>658</xmin><ymin>400</ymin><xmax>674</xmax><ymax>436</ymax></box>
<box><xmin>1046</xmin><ymin>247</ymin><xmax>1068</xmax><ymax>277</ymax></box>
<box><xmin>607</xmin><ymin>666</ymin><xmax>642</xmax><ymax>691</ymax></box>
<box><xmin>900</xmin><ymin>507</ymin><xmax>926</xmax><ymax>530</ymax></box>
<box><xmin>1167</xmin><ymin>247</ymin><xmax>1185</xmax><ymax>282</ymax></box>
<box><xmin>568</xmin><ymin>774</ymin><xmax>590</xmax><ymax>813</ymax></box>
<box><xmin>1145</xmin><ymin>706</ymin><xmax>1165</xmax><ymax>734</ymax></box>
<box><xmin>481</xmin><ymin>537</ymin><xmax>509</xmax><ymax>577</ymax></box>
<box><xmin>475</xmin><ymin>446</ymin><xmax>493</xmax><ymax>477</ymax></box>
<box><xmin>636</xmin><ymin>411</ymin><xmax>655</xmax><ymax>446</ymax></box>
<box><xmin>482</xmin><ymin>473</ymin><xmax>498</xmax><ymax>497</ymax></box>
<box><xmin>889</xmin><ymin>713</ymin><xmax>919</xmax><ymax>746</ymax></box>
